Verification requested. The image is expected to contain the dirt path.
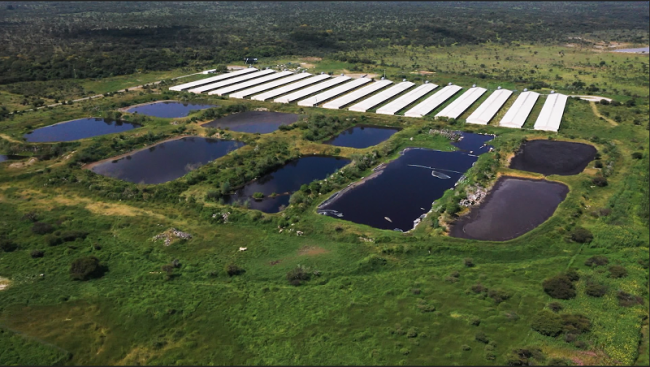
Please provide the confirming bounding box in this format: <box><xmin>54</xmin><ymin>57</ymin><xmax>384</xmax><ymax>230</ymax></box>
<box><xmin>0</xmin><ymin>133</ymin><xmax>23</xmax><ymax>143</ymax></box>
<box><xmin>589</xmin><ymin>101</ymin><xmax>618</xmax><ymax>126</ymax></box>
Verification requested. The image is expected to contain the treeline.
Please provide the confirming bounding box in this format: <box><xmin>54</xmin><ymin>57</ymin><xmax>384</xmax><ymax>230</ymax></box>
<box><xmin>0</xmin><ymin>2</ymin><xmax>647</xmax><ymax>83</ymax></box>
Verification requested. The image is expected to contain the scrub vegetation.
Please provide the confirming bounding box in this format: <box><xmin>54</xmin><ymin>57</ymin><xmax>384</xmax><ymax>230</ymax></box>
<box><xmin>0</xmin><ymin>2</ymin><xmax>648</xmax><ymax>366</ymax></box>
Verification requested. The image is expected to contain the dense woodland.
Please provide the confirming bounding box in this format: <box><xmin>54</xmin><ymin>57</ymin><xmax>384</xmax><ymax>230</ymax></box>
<box><xmin>0</xmin><ymin>1</ymin><xmax>648</xmax><ymax>83</ymax></box>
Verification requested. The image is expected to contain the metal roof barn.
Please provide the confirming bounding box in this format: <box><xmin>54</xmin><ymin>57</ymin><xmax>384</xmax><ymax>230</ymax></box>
<box><xmin>466</xmin><ymin>89</ymin><xmax>513</xmax><ymax>125</ymax></box>
<box><xmin>404</xmin><ymin>85</ymin><xmax>462</xmax><ymax>118</ymax></box>
<box><xmin>348</xmin><ymin>82</ymin><xmax>414</xmax><ymax>112</ymax></box>
<box><xmin>274</xmin><ymin>76</ymin><xmax>351</xmax><ymax>104</ymax></box>
<box><xmin>435</xmin><ymin>87</ymin><xmax>487</xmax><ymax>119</ymax></box>
<box><xmin>188</xmin><ymin>69</ymin><xmax>276</xmax><ymax>94</ymax></box>
<box><xmin>533</xmin><ymin>93</ymin><xmax>568</xmax><ymax>132</ymax></box>
<box><xmin>321</xmin><ymin>79</ymin><xmax>393</xmax><ymax>110</ymax></box>
<box><xmin>498</xmin><ymin>91</ymin><xmax>540</xmax><ymax>128</ymax></box>
<box><xmin>208</xmin><ymin>71</ymin><xmax>294</xmax><ymax>96</ymax></box>
<box><xmin>376</xmin><ymin>83</ymin><xmax>438</xmax><ymax>115</ymax></box>
<box><xmin>298</xmin><ymin>78</ymin><xmax>372</xmax><ymax>107</ymax></box>
<box><xmin>251</xmin><ymin>74</ymin><xmax>331</xmax><ymax>101</ymax></box>
<box><xmin>169</xmin><ymin>68</ymin><xmax>257</xmax><ymax>91</ymax></box>
<box><xmin>229</xmin><ymin>73</ymin><xmax>313</xmax><ymax>99</ymax></box>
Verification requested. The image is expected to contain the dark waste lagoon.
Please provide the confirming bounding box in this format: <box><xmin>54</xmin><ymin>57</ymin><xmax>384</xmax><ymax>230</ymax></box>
<box><xmin>223</xmin><ymin>156</ymin><xmax>350</xmax><ymax>213</ymax></box>
<box><xmin>509</xmin><ymin>140</ymin><xmax>597</xmax><ymax>175</ymax></box>
<box><xmin>449</xmin><ymin>177</ymin><xmax>569</xmax><ymax>241</ymax></box>
<box><xmin>90</xmin><ymin>137</ymin><xmax>244</xmax><ymax>184</ymax></box>
<box><xmin>202</xmin><ymin>111</ymin><xmax>299</xmax><ymax>134</ymax></box>
<box><xmin>23</xmin><ymin>118</ymin><xmax>141</xmax><ymax>143</ymax></box>
<box><xmin>317</xmin><ymin>132</ymin><xmax>494</xmax><ymax>231</ymax></box>
<box><xmin>125</xmin><ymin>101</ymin><xmax>217</xmax><ymax>118</ymax></box>
<box><xmin>324</xmin><ymin>125</ymin><xmax>400</xmax><ymax>149</ymax></box>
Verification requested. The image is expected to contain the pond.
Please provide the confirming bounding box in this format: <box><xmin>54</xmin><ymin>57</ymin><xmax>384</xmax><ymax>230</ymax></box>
<box><xmin>202</xmin><ymin>111</ymin><xmax>299</xmax><ymax>134</ymax></box>
<box><xmin>125</xmin><ymin>101</ymin><xmax>217</xmax><ymax>118</ymax></box>
<box><xmin>613</xmin><ymin>47</ymin><xmax>649</xmax><ymax>53</ymax></box>
<box><xmin>23</xmin><ymin>118</ymin><xmax>141</xmax><ymax>143</ymax></box>
<box><xmin>324</xmin><ymin>126</ymin><xmax>400</xmax><ymax>149</ymax></box>
<box><xmin>223</xmin><ymin>156</ymin><xmax>350</xmax><ymax>213</ymax></box>
<box><xmin>509</xmin><ymin>140</ymin><xmax>597</xmax><ymax>175</ymax></box>
<box><xmin>449</xmin><ymin>177</ymin><xmax>569</xmax><ymax>241</ymax></box>
<box><xmin>451</xmin><ymin>132</ymin><xmax>495</xmax><ymax>155</ymax></box>
<box><xmin>90</xmin><ymin>137</ymin><xmax>244</xmax><ymax>184</ymax></box>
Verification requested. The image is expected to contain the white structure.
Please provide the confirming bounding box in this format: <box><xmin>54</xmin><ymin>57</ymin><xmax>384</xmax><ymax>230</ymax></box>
<box><xmin>321</xmin><ymin>79</ymin><xmax>393</xmax><ymax>110</ymax></box>
<box><xmin>466</xmin><ymin>89</ymin><xmax>513</xmax><ymax>125</ymax></box>
<box><xmin>208</xmin><ymin>71</ymin><xmax>293</xmax><ymax>96</ymax></box>
<box><xmin>202</xmin><ymin>69</ymin><xmax>217</xmax><ymax>74</ymax></box>
<box><xmin>376</xmin><ymin>83</ymin><xmax>438</xmax><ymax>115</ymax></box>
<box><xmin>435</xmin><ymin>87</ymin><xmax>487</xmax><ymax>119</ymax></box>
<box><xmin>169</xmin><ymin>68</ymin><xmax>257</xmax><ymax>91</ymax></box>
<box><xmin>534</xmin><ymin>93</ymin><xmax>568</xmax><ymax>132</ymax></box>
<box><xmin>229</xmin><ymin>73</ymin><xmax>313</xmax><ymax>99</ymax></box>
<box><xmin>251</xmin><ymin>74</ymin><xmax>330</xmax><ymax>101</ymax></box>
<box><xmin>404</xmin><ymin>84</ymin><xmax>463</xmax><ymax>118</ymax></box>
<box><xmin>274</xmin><ymin>76</ymin><xmax>351</xmax><ymax>104</ymax></box>
<box><xmin>499</xmin><ymin>91</ymin><xmax>540</xmax><ymax>128</ymax></box>
<box><xmin>348</xmin><ymin>82</ymin><xmax>414</xmax><ymax>112</ymax></box>
<box><xmin>188</xmin><ymin>69</ymin><xmax>275</xmax><ymax>94</ymax></box>
<box><xmin>298</xmin><ymin>77</ymin><xmax>371</xmax><ymax>107</ymax></box>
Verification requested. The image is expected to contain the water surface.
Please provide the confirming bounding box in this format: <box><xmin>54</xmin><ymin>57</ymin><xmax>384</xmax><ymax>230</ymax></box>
<box><xmin>452</xmin><ymin>132</ymin><xmax>494</xmax><ymax>155</ymax></box>
<box><xmin>509</xmin><ymin>140</ymin><xmax>596</xmax><ymax>175</ymax></box>
<box><xmin>24</xmin><ymin>118</ymin><xmax>141</xmax><ymax>143</ymax></box>
<box><xmin>324</xmin><ymin>126</ymin><xmax>399</xmax><ymax>149</ymax></box>
<box><xmin>91</xmin><ymin>137</ymin><xmax>244</xmax><ymax>184</ymax></box>
<box><xmin>202</xmin><ymin>111</ymin><xmax>299</xmax><ymax>134</ymax></box>
<box><xmin>450</xmin><ymin>177</ymin><xmax>568</xmax><ymax>241</ymax></box>
<box><xmin>224</xmin><ymin>156</ymin><xmax>350</xmax><ymax>213</ymax></box>
<box><xmin>0</xmin><ymin>155</ymin><xmax>25</xmax><ymax>162</ymax></box>
<box><xmin>613</xmin><ymin>47</ymin><xmax>649</xmax><ymax>53</ymax></box>
<box><xmin>126</xmin><ymin>101</ymin><xmax>217</xmax><ymax>118</ymax></box>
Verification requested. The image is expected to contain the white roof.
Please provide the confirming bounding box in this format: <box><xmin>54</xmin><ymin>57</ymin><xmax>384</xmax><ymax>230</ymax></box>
<box><xmin>298</xmin><ymin>78</ymin><xmax>371</xmax><ymax>107</ymax></box>
<box><xmin>229</xmin><ymin>73</ymin><xmax>313</xmax><ymax>99</ymax></box>
<box><xmin>251</xmin><ymin>74</ymin><xmax>331</xmax><ymax>101</ymax></box>
<box><xmin>274</xmin><ymin>76</ymin><xmax>351</xmax><ymax>104</ymax></box>
<box><xmin>435</xmin><ymin>87</ymin><xmax>487</xmax><ymax>119</ymax></box>
<box><xmin>404</xmin><ymin>85</ymin><xmax>462</xmax><ymax>118</ymax></box>
<box><xmin>208</xmin><ymin>71</ymin><xmax>294</xmax><ymax>96</ymax></box>
<box><xmin>188</xmin><ymin>69</ymin><xmax>275</xmax><ymax>94</ymax></box>
<box><xmin>466</xmin><ymin>89</ymin><xmax>513</xmax><ymax>125</ymax></box>
<box><xmin>348</xmin><ymin>82</ymin><xmax>414</xmax><ymax>112</ymax></box>
<box><xmin>376</xmin><ymin>83</ymin><xmax>438</xmax><ymax>115</ymax></box>
<box><xmin>321</xmin><ymin>79</ymin><xmax>393</xmax><ymax>110</ymax></box>
<box><xmin>169</xmin><ymin>68</ymin><xmax>257</xmax><ymax>91</ymax></box>
<box><xmin>499</xmin><ymin>91</ymin><xmax>540</xmax><ymax>128</ymax></box>
<box><xmin>534</xmin><ymin>93</ymin><xmax>568</xmax><ymax>132</ymax></box>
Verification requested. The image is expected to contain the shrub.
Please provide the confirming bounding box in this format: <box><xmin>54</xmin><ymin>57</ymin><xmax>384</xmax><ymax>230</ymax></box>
<box><xmin>475</xmin><ymin>332</ymin><xmax>489</xmax><ymax>344</ymax></box>
<box><xmin>617</xmin><ymin>291</ymin><xmax>644</xmax><ymax>307</ymax></box>
<box><xmin>592</xmin><ymin>176</ymin><xmax>608</xmax><ymax>187</ymax></box>
<box><xmin>31</xmin><ymin>222</ymin><xmax>54</xmax><ymax>235</ymax></box>
<box><xmin>0</xmin><ymin>239</ymin><xmax>17</xmax><ymax>252</ymax></box>
<box><xmin>45</xmin><ymin>235</ymin><xmax>63</xmax><ymax>247</ymax></box>
<box><xmin>585</xmin><ymin>255</ymin><xmax>609</xmax><ymax>267</ymax></box>
<box><xmin>462</xmin><ymin>344</ymin><xmax>471</xmax><ymax>351</ymax></box>
<box><xmin>225</xmin><ymin>263</ymin><xmax>244</xmax><ymax>277</ymax></box>
<box><xmin>60</xmin><ymin>231</ymin><xmax>89</xmax><ymax>242</ymax></box>
<box><xmin>464</xmin><ymin>258</ymin><xmax>475</xmax><ymax>267</ymax></box>
<box><xmin>471</xmin><ymin>283</ymin><xmax>487</xmax><ymax>294</ymax></box>
<box><xmin>287</xmin><ymin>265</ymin><xmax>311</xmax><ymax>286</ymax></box>
<box><xmin>608</xmin><ymin>265</ymin><xmax>628</xmax><ymax>278</ymax></box>
<box><xmin>471</xmin><ymin>317</ymin><xmax>481</xmax><ymax>326</ymax></box>
<box><xmin>631</xmin><ymin>152</ymin><xmax>643</xmax><ymax>159</ymax></box>
<box><xmin>585</xmin><ymin>281</ymin><xmax>608</xmax><ymax>297</ymax></box>
<box><xmin>487</xmin><ymin>288</ymin><xmax>511</xmax><ymax>304</ymax></box>
<box><xmin>30</xmin><ymin>249</ymin><xmax>44</xmax><ymax>258</ymax></box>
<box><xmin>561</xmin><ymin>314</ymin><xmax>591</xmax><ymax>335</ymax></box>
<box><xmin>548</xmin><ymin>302</ymin><xmax>563</xmax><ymax>312</ymax></box>
<box><xmin>571</xmin><ymin>227</ymin><xmax>593</xmax><ymax>243</ymax></box>
<box><xmin>565</xmin><ymin>268</ymin><xmax>580</xmax><ymax>282</ymax></box>
<box><xmin>531</xmin><ymin>310</ymin><xmax>563</xmax><ymax>337</ymax></box>
<box><xmin>542</xmin><ymin>274</ymin><xmax>576</xmax><ymax>299</ymax></box>
<box><xmin>21</xmin><ymin>211</ymin><xmax>38</xmax><ymax>222</ymax></box>
<box><xmin>252</xmin><ymin>192</ymin><xmax>264</xmax><ymax>200</ymax></box>
<box><xmin>70</xmin><ymin>256</ymin><xmax>104</xmax><ymax>281</ymax></box>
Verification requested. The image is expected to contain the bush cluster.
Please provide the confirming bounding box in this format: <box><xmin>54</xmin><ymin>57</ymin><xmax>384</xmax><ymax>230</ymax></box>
<box><xmin>70</xmin><ymin>256</ymin><xmax>105</xmax><ymax>281</ymax></box>
<box><xmin>542</xmin><ymin>273</ymin><xmax>577</xmax><ymax>299</ymax></box>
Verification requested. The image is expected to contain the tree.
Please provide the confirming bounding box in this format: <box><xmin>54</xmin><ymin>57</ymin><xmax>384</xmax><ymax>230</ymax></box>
<box><xmin>30</xmin><ymin>249</ymin><xmax>45</xmax><ymax>258</ymax></box>
<box><xmin>542</xmin><ymin>274</ymin><xmax>576</xmax><ymax>299</ymax></box>
<box><xmin>225</xmin><ymin>263</ymin><xmax>244</xmax><ymax>276</ymax></box>
<box><xmin>70</xmin><ymin>256</ymin><xmax>104</xmax><ymax>280</ymax></box>
<box><xmin>0</xmin><ymin>239</ymin><xmax>18</xmax><ymax>252</ymax></box>
<box><xmin>585</xmin><ymin>281</ymin><xmax>607</xmax><ymax>297</ymax></box>
<box><xmin>571</xmin><ymin>227</ymin><xmax>593</xmax><ymax>243</ymax></box>
<box><xmin>531</xmin><ymin>310</ymin><xmax>563</xmax><ymax>337</ymax></box>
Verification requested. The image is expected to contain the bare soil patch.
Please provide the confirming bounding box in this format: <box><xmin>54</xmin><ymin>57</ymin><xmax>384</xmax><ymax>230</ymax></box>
<box><xmin>300</xmin><ymin>62</ymin><xmax>316</xmax><ymax>68</ymax></box>
<box><xmin>341</xmin><ymin>70</ymin><xmax>379</xmax><ymax>79</ymax></box>
<box><xmin>301</xmin><ymin>57</ymin><xmax>322</xmax><ymax>62</ymax></box>
<box><xmin>297</xmin><ymin>246</ymin><xmax>329</xmax><ymax>257</ymax></box>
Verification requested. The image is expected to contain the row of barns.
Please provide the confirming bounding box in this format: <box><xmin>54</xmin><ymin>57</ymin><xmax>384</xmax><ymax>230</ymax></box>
<box><xmin>170</xmin><ymin>67</ymin><xmax>568</xmax><ymax>132</ymax></box>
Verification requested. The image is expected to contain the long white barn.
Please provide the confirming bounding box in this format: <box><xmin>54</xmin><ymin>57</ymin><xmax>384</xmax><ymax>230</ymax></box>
<box><xmin>251</xmin><ymin>74</ymin><xmax>331</xmax><ymax>101</ymax></box>
<box><xmin>188</xmin><ymin>69</ymin><xmax>276</xmax><ymax>94</ymax></box>
<box><xmin>435</xmin><ymin>87</ymin><xmax>487</xmax><ymax>120</ymax></box>
<box><xmin>466</xmin><ymin>89</ymin><xmax>513</xmax><ymax>125</ymax></box>
<box><xmin>322</xmin><ymin>79</ymin><xmax>393</xmax><ymax>110</ymax></box>
<box><xmin>376</xmin><ymin>83</ymin><xmax>438</xmax><ymax>115</ymax></box>
<box><xmin>208</xmin><ymin>71</ymin><xmax>294</xmax><ymax>96</ymax></box>
<box><xmin>274</xmin><ymin>76</ymin><xmax>351</xmax><ymax>104</ymax></box>
<box><xmin>348</xmin><ymin>82</ymin><xmax>414</xmax><ymax>112</ymax></box>
<box><xmin>298</xmin><ymin>78</ymin><xmax>372</xmax><ymax>107</ymax></box>
<box><xmin>533</xmin><ymin>93</ymin><xmax>568</xmax><ymax>132</ymax></box>
<box><xmin>499</xmin><ymin>91</ymin><xmax>540</xmax><ymax>128</ymax></box>
<box><xmin>229</xmin><ymin>73</ymin><xmax>313</xmax><ymax>99</ymax></box>
<box><xmin>404</xmin><ymin>85</ymin><xmax>462</xmax><ymax>118</ymax></box>
<box><xmin>169</xmin><ymin>68</ymin><xmax>257</xmax><ymax>91</ymax></box>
